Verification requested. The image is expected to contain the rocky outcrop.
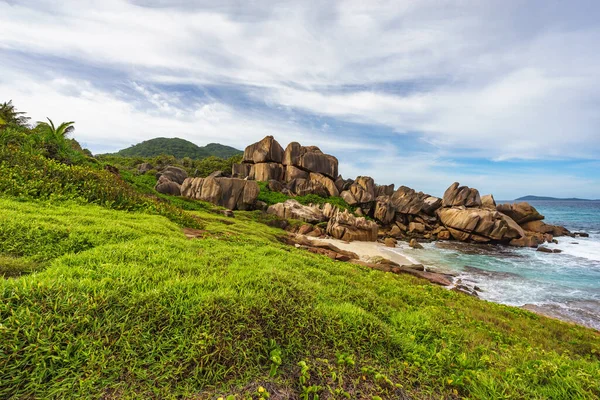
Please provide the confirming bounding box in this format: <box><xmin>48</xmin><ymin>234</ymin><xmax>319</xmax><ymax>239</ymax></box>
<box><xmin>267</xmin><ymin>199</ymin><xmax>326</xmax><ymax>224</ymax></box>
<box><xmin>341</xmin><ymin>176</ymin><xmax>375</xmax><ymax>206</ymax></box>
<box><xmin>243</xmin><ymin>135</ymin><xmax>284</xmax><ymax>164</ymax></box>
<box><xmin>375</xmin><ymin>184</ymin><xmax>395</xmax><ymax>197</ymax></box>
<box><xmin>283</xmin><ymin>142</ymin><xmax>338</xmax><ymax>179</ymax></box>
<box><xmin>520</xmin><ymin>220</ymin><xmax>572</xmax><ymax>237</ymax></box>
<box><xmin>326</xmin><ymin>210</ymin><xmax>378</xmax><ymax>242</ymax></box>
<box><xmin>181</xmin><ymin>177</ymin><xmax>259</xmax><ymax>210</ymax></box>
<box><xmin>481</xmin><ymin>194</ymin><xmax>496</xmax><ymax>209</ymax></box>
<box><xmin>232</xmin><ymin>163</ymin><xmax>251</xmax><ymax>179</ymax></box>
<box><xmin>250</xmin><ymin>162</ymin><xmax>284</xmax><ymax>181</ymax></box>
<box><xmin>292</xmin><ymin>179</ymin><xmax>329</xmax><ymax>197</ymax></box>
<box><xmin>285</xmin><ymin>165</ymin><xmax>309</xmax><ymax>182</ymax></box>
<box><xmin>391</xmin><ymin>186</ymin><xmax>441</xmax><ymax>216</ymax></box>
<box><xmin>309</xmin><ymin>173</ymin><xmax>339</xmax><ymax>197</ymax></box>
<box><xmin>374</xmin><ymin>196</ymin><xmax>395</xmax><ymax>225</ymax></box>
<box><xmin>437</xmin><ymin>207</ymin><xmax>524</xmax><ymax>242</ymax></box>
<box><xmin>157</xmin><ymin>166</ymin><xmax>188</xmax><ymax>185</ymax></box>
<box><xmin>335</xmin><ymin>176</ymin><xmax>353</xmax><ymax>193</ymax></box>
<box><xmin>442</xmin><ymin>182</ymin><xmax>481</xmax><ymax>208</ymax></box>
<box><xmin>496</xmin><ymin>202</ymin><xmax>544</xmax><ymax>225</ymax></box>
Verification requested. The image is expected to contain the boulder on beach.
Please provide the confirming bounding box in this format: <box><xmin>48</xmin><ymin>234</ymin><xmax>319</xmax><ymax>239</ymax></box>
<box><xmin>442</xmin><ymin>182</ymin><xmax>481</xmax><ymax>208</ymax></box>
<box><xmin>496</xmin><ymin>202</ymin><xmax>544</xmax><ymax>225</ymax></box>
<box><xmin>374</xmin><ymin>196</ymin><xmax>396</xmax><ymax>225</ymax></box>
<box><xmin>437</xmin><ymin>207</ymin><xmax>524</xmax><ymax>242</ymax></box>
<box><xmin>326</xmin><ymin>209</ymin><xmax>379</xmax><ymax>242</ymax></box>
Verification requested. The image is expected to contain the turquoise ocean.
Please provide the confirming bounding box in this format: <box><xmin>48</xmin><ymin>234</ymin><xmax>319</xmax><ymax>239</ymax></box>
<box><xmin>389</xmin><ymin>200</ymin><xmax>600</xmax><ymax>330</ymax></box>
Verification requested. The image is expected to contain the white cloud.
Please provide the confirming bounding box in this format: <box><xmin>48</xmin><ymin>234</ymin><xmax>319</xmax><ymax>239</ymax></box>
<box><xmin>1</xmin><ymin>0</ymin><xmax>599</xmax><ymax>197</ymax></box>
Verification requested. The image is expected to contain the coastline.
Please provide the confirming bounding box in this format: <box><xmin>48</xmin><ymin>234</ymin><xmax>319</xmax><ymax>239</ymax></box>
<box><xmin>305</xmin><ymin>236</ymin><xmax>600</xmax><ymax>332</ymax></box>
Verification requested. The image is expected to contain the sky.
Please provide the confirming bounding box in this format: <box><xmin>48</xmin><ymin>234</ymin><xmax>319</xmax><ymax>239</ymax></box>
<box><xmin>1</xmin><ymin>0</ymin><xmax>599</xmax><ymax>199</ymax></box>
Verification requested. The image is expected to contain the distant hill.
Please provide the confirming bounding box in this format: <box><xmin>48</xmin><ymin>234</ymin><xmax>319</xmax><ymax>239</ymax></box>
<box><xmin>113</xmin><ymin>137</ymin><xmax>242</xmax><ymax>159</ymax></box>
<box><xmin>515</xmin><ymin>195</ymin><xmax>597</xmax><ymax>201</ymax></box>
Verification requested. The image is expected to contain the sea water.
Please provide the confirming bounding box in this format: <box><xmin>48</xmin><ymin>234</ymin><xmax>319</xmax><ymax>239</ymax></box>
<box><xmin>389</xmin><ymin>200</ymin><xmax>600</xmax><ymax>330</ymax></box>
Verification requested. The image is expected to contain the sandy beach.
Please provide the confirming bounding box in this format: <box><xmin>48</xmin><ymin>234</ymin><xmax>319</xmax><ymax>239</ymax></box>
<box><xmin>303</xmin><ymin>236</ymin><xmax>416</xmax><ymax>266</ymax></box>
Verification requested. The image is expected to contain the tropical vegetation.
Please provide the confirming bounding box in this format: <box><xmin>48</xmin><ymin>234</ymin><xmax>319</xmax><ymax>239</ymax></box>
<box><xmin>1</xmin><ymin>101</ymin><xmax>599</xmax><ymax>399</ymax></box>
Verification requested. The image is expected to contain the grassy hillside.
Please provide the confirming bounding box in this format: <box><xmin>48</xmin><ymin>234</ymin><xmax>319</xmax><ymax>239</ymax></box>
<box><xmin>113</xmin><ymin>137</ymin><xmax>242</xmax><ymax>159</ymax></box>
<box><xmin>1</xmin><ymin>102</ymin><xmax>600</xmax><ymax>399</ymax></box>
<box><xmin>1</xmin><ymin>198</ymin><xmax>600</xmax><ymax>399</ymax></box>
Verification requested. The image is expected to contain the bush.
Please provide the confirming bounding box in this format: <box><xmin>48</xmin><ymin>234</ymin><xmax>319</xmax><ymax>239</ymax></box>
<box><xmin>0</xmin><ymin>146</ymin><xmax>203</xmax><ymax>229</ymax></box>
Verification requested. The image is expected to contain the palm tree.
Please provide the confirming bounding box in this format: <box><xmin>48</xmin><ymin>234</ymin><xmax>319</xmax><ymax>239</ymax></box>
<box><xmin>0</xmin><ymin>100</ymin><xmax>30</xmax><ymax>128</ymax></box>
<box><xmin>36</xmin><ymin>118</ymin><xmax>75</xmax><ymax>138</ymax></box>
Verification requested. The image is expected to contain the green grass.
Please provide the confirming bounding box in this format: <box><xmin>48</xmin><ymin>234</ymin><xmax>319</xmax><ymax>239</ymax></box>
<box><xmin>1</xmin><ymin>197</ymin><xmax>599</xmax><ymax>399</ymax></box>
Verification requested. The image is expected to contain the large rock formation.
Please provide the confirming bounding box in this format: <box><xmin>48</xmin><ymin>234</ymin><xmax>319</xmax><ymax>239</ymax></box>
<box><xmin>374</xmin><ymin>196</ymin><xmax>395</xmax><ymax>225</ymax></box>
<box><xmin>267</xmin><ymin>200</ymin><xmax>326</xmax><ymax>224</ymax></box>
<box><xmin>326</xmin><ymin>210</ymin><xmax>378</xmax><ymax>242</ymax></box>
<box><xmin>341</xmin><ymin>176</ymin><xmax>375</xmax><ymax>206</ymax></box>
<box><xmin>181</xmin><ymin>177</ymin><xmax>259</xmax><ymax>210</ymax></box>
<box><xmin>437</xmin><ymin>207</ymin><xmax>524</xmax><ymax>242</ymax></box>
<box><xmin>496</xmin><ymin>202</ymin><xmax>544</xmax><ymax>225</ymax></box>
<box><xmin>391</xmin><ymin>186</ymin><xmax>441</xmax><ymax>216</ymax></box>
<box><xmin>243</xmin><ymin>135</ymin><xmax>284</xmax><ymax>164</ymax></box>
<box><xmin>442</xmin><ymin>182</ymin><xmax>481</xmax><ymax>207</ymax></box>
<box><xmin>250</xmin><ymin>162</ymin><xmax>284</xmax><ymax>181</ymax></box>
<box><xmin>283</xmin><ymin>142</ymin><xmax>338</xmax><ymax>179</ymax></box>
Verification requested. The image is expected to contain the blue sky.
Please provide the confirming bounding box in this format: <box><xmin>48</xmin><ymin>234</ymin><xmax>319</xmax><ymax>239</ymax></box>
<box><xmin>1</xmin><ymin>0</ymin><xmax>599</xmax><ymax>199</ymax></box>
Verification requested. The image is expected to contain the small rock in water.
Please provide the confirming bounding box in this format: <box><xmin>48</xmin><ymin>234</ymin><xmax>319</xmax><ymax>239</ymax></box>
<box><xmin>474</xmin><ymin>285</ymin><xmax>482</xmax><ymax>292</ymax></box>
<box><xmin>570</xmin><ymin>242</ymin><xmax>579</xmax><ymax>245</ymax></box>
<box><xmin>551</xmin><ymin>239</ymin><xmax>558</xmax><ymax>244</ymax></box>
<box><xmin>536</xmin><ymin>246</ymin><xmax>553</xmax><ymax>253</ymax></box>
<box><xmin>384</xmin><ymin>237</ymin><xmax>397</xmax><ymax>248</ymax></box>
<box><xmin>553</xmin><ymin>249</ymin><xmax>562</xmax><ymax>253</ymax></box>
<box><xmin>409</xmin><ymin>238</ymin><xmax>424</xmax><ymax>249</ymax></box>
<box><xmin>574</xmin><ymin>232</ymin><xmax>590</xmax><ymax>237</ymax></box>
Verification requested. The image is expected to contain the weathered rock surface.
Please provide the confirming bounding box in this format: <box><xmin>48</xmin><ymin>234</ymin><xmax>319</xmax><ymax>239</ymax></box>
<box><xmin>481</xmin><ymin>194</ymin><xmax>496</xmax><ymax>209</ymax></box>
<box><xmin>341</xmin><ymin>176</ymin><xmax>375</xmax><ymax>205</ymax></box>
<box><xmin>335</xmin><ymin>176</ymin><xmax>353</xmax><ymax>193</ymax></box>
<box><xmin>181</xmin><ymin>177</ymin><xmax>259</xmax><ymax>210</ymax></box>
<box><xmin>374</xmin><ymin>196</ymin><xmax>395</xmax><ymax>225</ymax></box>
<box><xmin>157</xmin><ymin>166</ymin><xmax>188</xmax><ymax>185</ymax></box>
<box><xmin>284</xmin><ymin>165</ymin><xmax>309</xmax><ymax>182</ymax></box>
<box><xmin>520</xmin><ymin>220</ymin><xmax>571</xmax><ymax>237</ymax></box>
<box><xmin>437</xmin><ymin>207</ymin><xmax>524</xmax><ymax>242</ymax></box>
<box><xmin>390</xmin><ymin>186</ymin><xmax>441</xmax><ymax>216</ymax></box>
<box><xmin>267</xmin><ymin>200</ymin><xmax>326</xmax><ymax>224</ymax></box>
<box><xmin>283</xmin><ymin>142</ymin><xmax>338</xmax><ymax>179</ymax></box>
<box><xmin>496</xmin><ymin>202</ymin><xmax>544</xmax><ymax>225</ymax></box>
<box><xmin>309</xmin><ymin>173</ymin><xmax>339</xmax><ymax>197</ymax></box>
<box><xmin>243</xmin><ymin>135</ymin><xmax>284</xmax><ymax>164</ymax></box>
<box><xmin>231</xmin><ymin>163</ymin><xmax>251</xmax><ymax>179</ymax></box>
<box><xmin>375</xmin><ymin>184</ymin><xmax>395</xmax><ymax>197</ymax></box>
<box><xmin>292</xmin><ymin>179</ymin><xmax>329</xmax><ymax>197</ymax></box>
<box><xmin>442</xmin><ymin>182</ymin><xmax>481</xmax><ymax>208</ymax></box>
<box><xmin>251</xmin><ymin>162</ymin><xmax>284</xmax><ymax>181</ymax></box>
<box><xmin>326</xmin><ymin>210</ymin><xmax>378</xmax><ymax>242</ymax></box>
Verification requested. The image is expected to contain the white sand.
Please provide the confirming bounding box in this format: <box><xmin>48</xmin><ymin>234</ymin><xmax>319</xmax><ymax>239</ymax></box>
<box><xmin>304</xmin><ymin>236</ymin><xmax>415</xmax><ymax>266</ymax></box>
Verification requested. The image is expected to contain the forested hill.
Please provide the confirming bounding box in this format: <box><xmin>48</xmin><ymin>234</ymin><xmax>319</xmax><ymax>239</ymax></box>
<box><xmin>112</xmin><ymin>137</ymin><xmax>242</xmax><ymax>159</ymax></box>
